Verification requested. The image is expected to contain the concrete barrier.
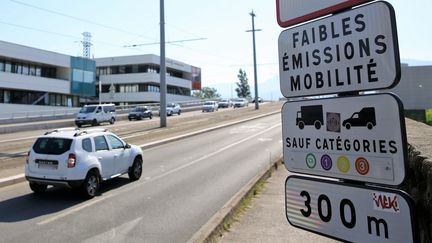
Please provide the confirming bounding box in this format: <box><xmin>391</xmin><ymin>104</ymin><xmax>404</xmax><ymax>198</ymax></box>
<box><xmin>403</xmin><ymin>118</ymin><xmax>432</xmax><ymax>243</ymax></box>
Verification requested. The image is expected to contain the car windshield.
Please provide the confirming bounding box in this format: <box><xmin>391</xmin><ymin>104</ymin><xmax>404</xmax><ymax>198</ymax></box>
<box><xmin>132</xmin><ymin>107</ymin><xmax>143</xmax><ymax>112</ymax></box>
<box><xmin>33</xmin><ymin>137</ymin><xmax>73</xmax><ymax>155</ymax></box>
<box><xmin>167</xmin><ymin>104</ymin><xmax>176</xmax><ymax>108</ymax></box>
<box><xmin>204</xmin><ymin>102</ymin><xmax>213</xmax><ymax>105</ymax></box>
<box><xmin>234</xmin><ymin>99</ymin><xmax>243</xmax><ymax>102</ymax></box>
<box><xmin>79</xmin><ymin>106</ymin><xmax>97</xmax><ymax>113</ymax></box>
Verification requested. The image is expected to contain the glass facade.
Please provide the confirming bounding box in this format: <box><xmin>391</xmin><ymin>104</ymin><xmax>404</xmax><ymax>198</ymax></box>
<box><xmin>97</xmin><ymin>65</ymin><xmax>183</xmax><ymax>78</ymax></box>
<box><xmin>0</xmin><ymin>59</ymin><xmax>57</xmax><ymax>79</ymax></box>
<box><xmin>70</xmin><ymin>56</ymin><xmax>96</xmax><ymax>97</ymax></box>
<box><xmin>0</xmin><ymin>88</ymin><xmax>78</xmax><ymax>107</ymax></box>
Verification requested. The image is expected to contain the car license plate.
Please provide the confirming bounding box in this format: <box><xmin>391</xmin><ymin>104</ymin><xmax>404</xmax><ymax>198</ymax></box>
<box><xmin>36</xmin><ymin>160</ymin><xmax>58</xmax><ymax>169</ymax></box>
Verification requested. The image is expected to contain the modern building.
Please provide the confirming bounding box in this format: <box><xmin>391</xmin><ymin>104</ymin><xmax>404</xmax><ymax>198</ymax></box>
<box><xmin>387</xmin><ymin>64</ymin><xmax>432</xmax><ymax>110</ymax></box>
<box><xmin>0</xmin><ymin>40</ymin><xmax>96</xmax><ymax>113</ymax></box>
<box><xmin>95</xmin><ymin>54</ymin><xmax>201</xmax><ymax>105</ymax></box>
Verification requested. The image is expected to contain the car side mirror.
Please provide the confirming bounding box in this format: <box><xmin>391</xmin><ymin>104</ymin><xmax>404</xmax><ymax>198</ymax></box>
<box><xmin>124</xmin><ymin>144</ymin><xmax>131</xmax><ymax>149</ymax></box>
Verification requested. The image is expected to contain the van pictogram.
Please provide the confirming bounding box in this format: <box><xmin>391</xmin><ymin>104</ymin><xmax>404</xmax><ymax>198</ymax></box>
<box><xmin>343</xmin><ymin>107</ymin><xmax>376</xmax><ymax>130</ymax></box>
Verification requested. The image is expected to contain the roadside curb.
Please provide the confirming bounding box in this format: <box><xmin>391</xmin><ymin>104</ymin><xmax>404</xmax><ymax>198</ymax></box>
<box><xmin>187</xmin><ymin>156</ymin><xmax>283</xmax><ymax>243</ymax></box>
<box><xmin>0</xmin><ymin>110</ymin><xmax>280</xmax><ymax>189</ymax></box>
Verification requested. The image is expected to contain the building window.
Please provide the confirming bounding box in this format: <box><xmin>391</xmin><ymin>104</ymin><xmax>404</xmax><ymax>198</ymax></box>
<box><xmin>0</xmin><ymin>60</ymin><xmax>4</xmax><ymax>72</ymax></box>
<box><xmin>29</xmin><ymin>65</ymin><xmax>36</xmax><ymax>76</ymax></box>
<box><xmin>5</xmin><ymin>62</ymin><xmax>11</xmax><ymax>72</ymax></box>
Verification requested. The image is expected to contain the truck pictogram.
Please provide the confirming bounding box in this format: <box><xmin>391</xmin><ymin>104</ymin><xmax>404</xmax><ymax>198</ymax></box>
<box><xmin>342</xmin><ymin>107</ymin><xmax>376</xmax><ymax>130</ymax></box>
<box><xmin>296</xmin><ymin>105</ymin><xmax>324</xmax><ymax>130</ymax></box>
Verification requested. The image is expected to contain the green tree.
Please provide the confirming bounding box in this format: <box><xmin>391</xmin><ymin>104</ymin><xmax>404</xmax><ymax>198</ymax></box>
<box><xmin>235</xmin><ymin>69</ymin><xmax>251</xmax><ymax>98</ymax></box>
<box><xmin>192</xmin><ymin>87</ymin><xmax>221</xmax><ymax>99</ymax></box>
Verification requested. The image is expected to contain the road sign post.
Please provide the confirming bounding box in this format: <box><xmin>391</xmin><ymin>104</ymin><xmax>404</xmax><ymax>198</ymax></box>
<box><xmin>285</xmin><ymin>176</ymin><xmax>417</xmax><ymax>243</ymax></box>
<box><xmin>278</xmin><ymin>1</ymin><xmax>400</xmax><ymax>98</ymax></box>
<box><xmin>277</xmin><ymin>1</ymin><xmax>416</xmax><ymax>241</ymax></box>
<box><xmin>276</xmin><ymin>0</ymin><xmax>373</xmax><ymax>28</ymax></box>
<box><xmin>282</xmin><ymin>93</ymin><xmax>407</xmax><ymax>185</ymax></box>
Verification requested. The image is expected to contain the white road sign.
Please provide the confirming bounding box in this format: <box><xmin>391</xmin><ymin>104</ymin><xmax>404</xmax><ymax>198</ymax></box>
<box><xmin>285</xmin><ymin>176</ymin><xmax>416</xmax><ymax>243</ymax></box>
<box><xmin>276</xmin><ymin>0</ymin><xmax>372</xmax><ymax>28</ymax></box>
<box><xmin>278</xmin><ymin>1</ymin><xmax>400</xmax><ymax>98</ymax></box>
<box><xmin>282</xmin><ymin>93</ymin><xmax>407</xmax><ymax>185</ymax></box>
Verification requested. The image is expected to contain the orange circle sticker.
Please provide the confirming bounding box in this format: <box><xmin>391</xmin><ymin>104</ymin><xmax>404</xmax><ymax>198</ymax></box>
<box><xmin>355</xmin><ymin>157</ymin><xmax>370</xmax><ymax>175</ymax></box>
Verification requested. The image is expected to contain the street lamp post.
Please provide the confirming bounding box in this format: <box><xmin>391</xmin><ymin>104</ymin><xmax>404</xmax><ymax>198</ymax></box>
<box><xmin>247</xmin><ymin>10</ymin><xmax>261</xmax><ymax>110</ymax></box>
<box><xmin>160</xmin><ymin>0</ymin><xmax>167</xmax><ymax>127</ymax></box>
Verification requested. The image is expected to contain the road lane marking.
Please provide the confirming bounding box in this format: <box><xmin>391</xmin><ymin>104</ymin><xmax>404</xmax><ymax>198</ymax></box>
<box><xmin>37</xmin><ymin>195</ymin><xmax>112</xmax><ymax>226</ymax></box>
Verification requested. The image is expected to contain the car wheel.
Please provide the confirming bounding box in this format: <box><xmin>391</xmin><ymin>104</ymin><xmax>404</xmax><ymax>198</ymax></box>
<box><xmin>80</xmin><ymin>170</ymin><xmax>99</xmax><ymax>199</ymax></box>
<box><xmin>76</xmin><ymin>124</ymin><xmax>82</xmax><ymax>128</ymax></box>
<box><xmin>109</xmin><ymin>117</ymin><xmax>115</xmax><ymax>124</ymax></box>
<box><xmin>29</xmin><ymin>183</ymin><xmax>47</xmax><ymax>194</ymax></box>
<box><xmin>178</xmin><ymin>110</ymin><xmax>181</xmax><ymax>115</ymax></box>
<box><xmin>129</xmin><ymin>157</ymin><xmax>143</xmax><ymax>181</ymax></box>
<box><xmin>345</xmin><ymin>123</ymin><xmax>351</xmax><ymax>130</ymax></box>
<box><xmin>149</xmin><ymin>115</ymin><xmax>153</xmax><ymax>119</ymax></box>
<box><xmin>314</xmin><ymin>121</ymin><xmax>321</xmax><ymax>130</ymax></box>
<box><xmin>298</xmin><ymin>121</ymin><xmax>305</xmax><ymax>130</ymax></box>
<box><xmin>92</xmin><ymin>119</ymin><xmax>98</xmax><ymax>126</ymax></box>
<box><xmin>128</xmin><ymin>118</ymin><xmax>132</xmax><ymax>121</ymax></box>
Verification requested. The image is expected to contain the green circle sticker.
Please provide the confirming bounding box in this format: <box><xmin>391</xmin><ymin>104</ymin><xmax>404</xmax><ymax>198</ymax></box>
<box><xmin>337</xmin><ymin>156</ymin><xmax>350</xmax><ymax>173</ymax></box>
<box><xmin>305</xmin><ymin>153</ymin><xmax>317</xmax><ymax>169</ymax></box>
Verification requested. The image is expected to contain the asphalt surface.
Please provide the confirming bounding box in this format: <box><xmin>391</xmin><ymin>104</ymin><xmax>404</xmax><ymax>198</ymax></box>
<box><xmin>0</xmin><ymin>102</ymin><xmax>343</xmax><ymax>243</ymax></box>
<box><xmin>0</xmin><ymin>114</ymin><xmax>283</xmax><ymax>242</ymax></box>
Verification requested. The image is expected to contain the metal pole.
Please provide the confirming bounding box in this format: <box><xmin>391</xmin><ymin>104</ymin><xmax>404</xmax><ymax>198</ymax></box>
<box><xmin>160</xmin><ymin>0</ymin><xmax>167</xmax><ymax>127</ymax></box>
<box><xmin>249</xmin><ymin>11</ymin><xmax>259</xmax><ymax>110</ymax></box>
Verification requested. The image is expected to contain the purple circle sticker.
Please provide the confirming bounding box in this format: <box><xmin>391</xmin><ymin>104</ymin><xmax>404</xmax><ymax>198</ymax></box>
<box><xmin>321</xmin><ymin>154</ymin><xmax>332</xmax><ymax>171</ymax></box>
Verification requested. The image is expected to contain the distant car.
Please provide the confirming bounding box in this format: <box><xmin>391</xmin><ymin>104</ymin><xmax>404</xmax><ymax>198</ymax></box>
<box><xmin>25</xmin><ymin>128</ymin><xmax>143</xmax><ymax>198</ymax></box>
<box><xmin>202</xmin><ymin>101</ymin><xmax>219</xmax><ymax>112</ymax></box>
<box><xmin>75</xmin><ymin>104</ymin><xmax>116</xmax><ymax>127</ymax></box>
<box><xmin>159</xmin><ymin>103</ymin><xmax>181</xmax><ymax>116</ymax></box>
<box><xmin>233</xmin><ymin>98</ymin><xmax>249</xmax><ymax>108</ymax></box>
<box><xmin>252</xmin><ymin>97</ymin><xmax>263</xmax><ymax>103</ymax></box>
<box><xmin>128</xmin><ymin>106</ymin><xmax>153</xmax><ymax>120</ymax></box>
<box><xmin>218</xmin><ymin>99</ymin><xmax>232</xmax><ymax>108</ymax></box>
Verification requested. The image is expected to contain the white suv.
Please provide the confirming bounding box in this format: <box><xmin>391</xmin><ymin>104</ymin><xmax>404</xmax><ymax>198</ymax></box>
<box><xmin>25</xmin><ymin>128</ymin><xmax>143</xmax><ymax>198</ymax></box>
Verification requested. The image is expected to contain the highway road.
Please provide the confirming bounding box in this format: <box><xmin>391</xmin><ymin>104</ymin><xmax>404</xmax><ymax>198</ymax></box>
<box><xmin>0</xmin><ymin>113</ymin><xmax>282</xmax><ymax>242</ymax></box>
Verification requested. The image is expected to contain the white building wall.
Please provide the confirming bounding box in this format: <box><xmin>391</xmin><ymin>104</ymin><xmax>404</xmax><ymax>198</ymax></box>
<box><xmin>99</xmin><ymin>73</ymin><xmax>191</xmax><ymax>88</ymax></box>
<box><xmin>387</xmin><ymin>65</ymin><xmax>432</xmax><ymax>110</ymax></box>
<box><xmin>0</xmin><ymin>72</ymin><xmax>70</xmax><ymax>94</ymax></box>
<box><xmin>96</xmin><ymin>54</ymin><xmax>192</xmax><ymax>73</ymax></box>
<box><xmin>100</xmin><ymin>92</ymin><xmax>195</xmax><ymax>103</ymax></box>
<box><xmin>0</xmin><ymin>41</ymin><xmax>70</xmax><ymax>67</ymax></box>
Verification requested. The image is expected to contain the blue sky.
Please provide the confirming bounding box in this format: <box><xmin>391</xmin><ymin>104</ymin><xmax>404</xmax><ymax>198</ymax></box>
<box><xmin>0</xmin><ymin>0</ymin><xmax>431</xmax><ymax>98</ymax></box>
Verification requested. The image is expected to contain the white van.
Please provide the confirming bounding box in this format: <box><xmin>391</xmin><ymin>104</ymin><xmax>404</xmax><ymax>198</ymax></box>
<box><xmin>75</xmin><ymin>104</ymin><xmax>116</xmax><ymax>127</ymax></box>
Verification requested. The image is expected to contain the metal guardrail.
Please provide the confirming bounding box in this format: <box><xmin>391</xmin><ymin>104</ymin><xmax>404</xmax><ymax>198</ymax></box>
<box><xmin>0</xmin><ymin>99</ymin><xmax>220</xmax><ymax>123</ymax></box>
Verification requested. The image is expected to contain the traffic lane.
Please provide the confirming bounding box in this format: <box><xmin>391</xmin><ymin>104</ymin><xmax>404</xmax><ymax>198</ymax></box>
<box><xmin>0</xmin><ymin>114</ymin><xmax>282</xmax><ymax>242</ymax></box>
<box><xmin>0</xmin><ymin>108</ymin><xmax>211</xmax><ymax>161</ymax></box>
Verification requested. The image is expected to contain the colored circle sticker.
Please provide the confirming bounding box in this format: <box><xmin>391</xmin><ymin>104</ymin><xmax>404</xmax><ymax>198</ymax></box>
<box><xmin>337</xmin><ymin>156</ymin><xmax>350</xmax><ymax>173</ymax></box>
<box><xmin>355</xmin><ymin>157</ymin><xmax>370</xmax><ymax>175</ymax></box>
<box><xmin>305</xmin><ymin>153</ymin><xmax>316</xmax><ymax>169</ymax></box>
<box><xmin>320</xmin><ymin>154</ymin><xmax>333</xmax><ymax>171</ymax></box>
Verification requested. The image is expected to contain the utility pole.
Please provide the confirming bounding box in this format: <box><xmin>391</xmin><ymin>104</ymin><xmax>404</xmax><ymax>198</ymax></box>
<box><xmin>246</xmin><ymin>10</ymin><xmax>261</xmax><ymax>110</ymax></box>
<box><xmin>160</xmin><ymin>0</ymin><xmax>167</xmax><ymax>127</ymax></box>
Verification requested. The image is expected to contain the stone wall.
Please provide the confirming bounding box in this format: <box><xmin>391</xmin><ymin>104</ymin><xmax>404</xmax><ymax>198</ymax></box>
<box><xmin>403</xmin><ymin>118</ymin><xmax>432</xmax><ymax>243</ymax></box>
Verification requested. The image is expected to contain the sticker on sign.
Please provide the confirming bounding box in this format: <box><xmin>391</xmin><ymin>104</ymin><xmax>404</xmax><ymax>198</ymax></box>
<box><xmin>282</xmin><ymin>93</ymin><xmax>408</xmax><ymax>185</ymax></box>
<box><xmin>285</xmin><ymin>175</ymin><xmax>417</xmax><ymax>243</ymax></box>
<box><xmin>278</xmin><ymin>1</ymin><xmax>400</xmax><ymax>98</ymax></box>
<box><xmin>276</xmin><ymin>0</ymin><xmax>373</xmax><ymax>28</ymax></box>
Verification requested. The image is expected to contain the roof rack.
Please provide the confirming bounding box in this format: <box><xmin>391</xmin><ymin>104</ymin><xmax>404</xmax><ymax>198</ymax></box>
<box><xmin>44</xmin><ymin>127</ymin><xmax>79</xmax><ymax>135</ymax></box>
<box><xmin>74</xmin><ymin>128</ymin><xmax>108</xmax><ymax>137</ymax></box>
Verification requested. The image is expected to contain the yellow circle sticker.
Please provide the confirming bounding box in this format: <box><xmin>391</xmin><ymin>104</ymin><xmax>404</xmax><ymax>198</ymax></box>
<box><xmin>337</xmin><ymin>156</ymin><xmax>350</xmax><ymax>173</ymax></box>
